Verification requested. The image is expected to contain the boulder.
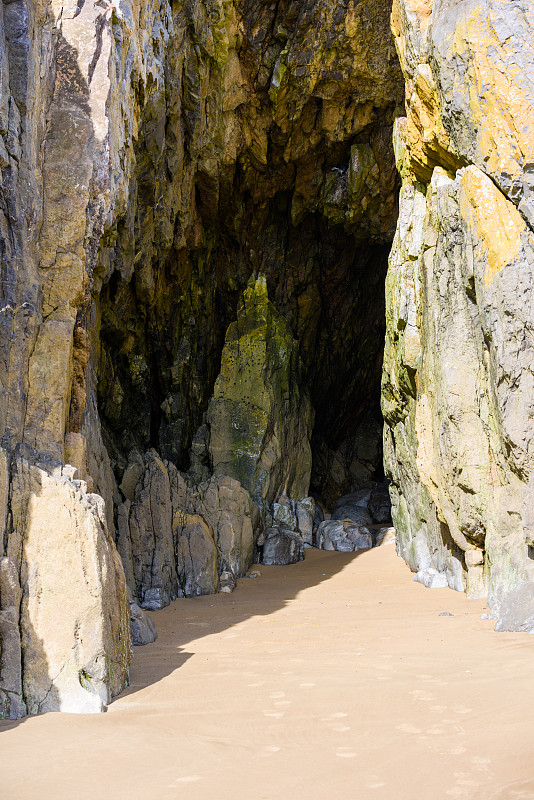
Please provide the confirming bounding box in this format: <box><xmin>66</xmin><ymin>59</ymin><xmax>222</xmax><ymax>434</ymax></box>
<box><xmin>12</xmin><ymin>460</ymin><xmax>131</xmax><ymax>714</ymax></box>
<box><xmin>129</xmin><ymin>602</ymin><xmax>158</xmax><ymax>647</ymax></box>
<box><xmin>374</xmin><ymin>527</ymin><xmax>396</xmax><ymax>547</ymax></box>
<box><xmin>219</xmin><ymin>570</ymin><xmax>236</xmax><ymax>594</ymax></box>
<box><xmin>414</xmin><ymin>569</ymin><xmax>449</xmax><ymax>590</ymax></box>
<box><xmin>296</xmin><ymin>497</ymin><xmax>316</xmax><ymax>547</ymax></box>
<box><xmin>197</xmin><ymin>474</ymin><xmax>257</xmax><ymax>578</ymax></box>
<box><xmin>315</xmin><ymin>520</ymin><xmax>373</xmax><ymax>552</ymax></box>
<box><xmin>262</xmin><ymin>527</ymin><xmax>304</xmax><ymax>566</ymax></box>
<box><xmin>175</xmin><ymin>515</ymin><xmax>219</xmax><ymax>598</ymax></box>
<box><xmin>272</xmin><ymin>497</ymin><xmax>298</xmax><ymax>531</ymax></box>
<box><xmin>331</xmin><ymin>493</ymin><xmax>373</xmax><ymax>526</ymax></box>
<box><xmin>369</xmin><ymin>484</ymin><xmax>392</xmax><ymax>524</ymax></box>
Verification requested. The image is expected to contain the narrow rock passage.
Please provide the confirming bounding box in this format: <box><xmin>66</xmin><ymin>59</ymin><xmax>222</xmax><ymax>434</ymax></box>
<box><xmin>2</xmin><ymin>547</ymin><xmax>533</xmax><ymax>800</ymax></box>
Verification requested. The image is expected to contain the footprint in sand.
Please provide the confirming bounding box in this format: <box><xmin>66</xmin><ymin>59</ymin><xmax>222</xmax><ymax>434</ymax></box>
<box><xmin>336</xmin><ymin>748</ymin><xmax>357</xmax><ymax>759</ymax></box>
<box><xmin>489</xmin><ymin>779</ymin><xmax>534</xmax><ymax>799</ymax></box>
<box><xmin>446</xmin><ymin>788</ymin><xmax>471</xmax><ymax>799</ymax></box>
<box><xmin>453</xmin><ymin>772</ymin><xmax>480</xmax><ymax>788</ymax></box>
<box><xmin>410</xmin><ymin>689</ymin><xmax>435</xmax><ymax>701</ymax></box>
<box><xmin>471</xmin><ymin>757</ymin><xmax>491</xmax><ymax>768</ymax></box>
<box><xmin>396</xmin><ymin>722</ymin><xmax>422</xmax><ymax>734</ymax></box>
<box><xmin>259</xmin><ymin>746</ymin><xmax>281</xmax><ymax>757</ymax></box>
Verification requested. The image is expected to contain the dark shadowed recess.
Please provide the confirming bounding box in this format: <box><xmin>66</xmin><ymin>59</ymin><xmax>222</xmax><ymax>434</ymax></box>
<box><xmin>97</xmin><ymin>192</ymin><xmax>390</xmax><ymax>507</ymax></box>
<box><xmin>94</xmin><ymin>0</ymin><xmax>402</xmax><ymax>507</ymax></box>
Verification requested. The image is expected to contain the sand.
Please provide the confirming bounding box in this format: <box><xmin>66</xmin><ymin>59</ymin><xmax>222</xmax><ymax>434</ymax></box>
<box><xmin>1</xmin><ymin>544</ymin><xmax>534</xmax><ymax>800</ymax></box>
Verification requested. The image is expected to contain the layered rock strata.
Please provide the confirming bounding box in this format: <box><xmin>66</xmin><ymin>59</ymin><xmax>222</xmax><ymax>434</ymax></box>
<box><xmin>383</xmin><ymin>0</ymin><xmax>534</xmax><ymax>627</ymax></box>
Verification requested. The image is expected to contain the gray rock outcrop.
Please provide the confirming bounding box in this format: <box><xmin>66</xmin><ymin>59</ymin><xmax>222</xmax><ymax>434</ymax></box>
<box><xmin>6</xmin><ymin>456</ymin><xmax>131</xmax><ymax>716</ymax></box>
<box><xmin>118</xmin><ymin>451</ymin><xmax>258</xmax><ymax>602</ymax></box>
<box><xmin>129</xmin><ymin>599</ymin><xmax>158</xmax><ymax>647</ymax></box>
<box><xmin>261</xmin><ymin>527</ymin><xmax>305</xmax><ymax>567</ymax></box>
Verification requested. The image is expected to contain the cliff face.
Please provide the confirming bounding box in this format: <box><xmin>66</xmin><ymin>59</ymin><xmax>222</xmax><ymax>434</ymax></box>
<box><xmin>384</xmin><ymin>0</ymin><xmax>534</xmax><ymax>625</ymax></box>
<box><xmin>0</xmin><ymin>0</ymin><xmax>402</xmax><ymax>716</ymax></box>
<box><xmin>1</xmin><ymin>0</ymin><xmax>533</xmax><ymax>718</ymax></box>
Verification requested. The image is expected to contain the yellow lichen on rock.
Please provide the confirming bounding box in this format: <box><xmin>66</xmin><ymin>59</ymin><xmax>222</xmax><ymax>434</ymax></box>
<box><xmin>459</xmin><ymin>166</ymin><xmax>525</xmax><ymax>287</ymax></box>
<box><xmin>452</xmin><ymin>6</ymin><xmax>534</xmax><ymax>195</ymax></box>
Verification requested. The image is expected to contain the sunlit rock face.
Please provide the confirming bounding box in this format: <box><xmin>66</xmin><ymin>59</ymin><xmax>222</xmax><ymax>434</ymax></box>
<box><xmin>0</xmin><ymin>0</ymin><xmax>402</xmax><ymax>716</ymax></box>
<box><xmin>2</xmin><ymin>0</ymin><xmax>534</xmax><ymax>720</ymax></box>
<box><xmin>384</xmin><ymin>0</ymin><xmax>534</xmax><ymax>628</ymax></box>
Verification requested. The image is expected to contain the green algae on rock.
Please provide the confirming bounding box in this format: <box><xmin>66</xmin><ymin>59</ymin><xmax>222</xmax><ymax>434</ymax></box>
<box><xmin>207</xmin><ymin>276</ymin><xmax>313</xmax><ymax>507</ymax></box>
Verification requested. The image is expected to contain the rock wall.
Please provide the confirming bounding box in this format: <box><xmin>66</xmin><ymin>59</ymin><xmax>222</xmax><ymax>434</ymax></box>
<box><xmin>10</xmin><ymin>0</ymin><xmax>534</xmax><ymax>716</ymax></box>
<box><xmin>383</xmin><ymin>0</ymin><xmax>534</xmax><ymax>628</ymax></box>
<box><xmin>1</xmin><ymin>0</ymin><xmax>401</xmax><ymax>717</ymax></box>
<box><xmin>0</xmin><ymin>0</ymin><xmax>136</xmax><ymax>716</ymax></box>
<box><xmin>207</xmin><ymin>275</ymin><xmax>313</xmax><ymax>508</ymax></box>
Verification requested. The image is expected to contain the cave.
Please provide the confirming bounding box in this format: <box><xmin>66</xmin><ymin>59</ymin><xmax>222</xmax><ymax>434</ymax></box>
<box><xmin>93</xmin><ymin>0</ymin><xmax>404</xmax><ymax>531</ymax></box>
<box><xmin>97</xmin><ymin>211</ymin><xmax>393</xmax><ymax>507</ymax></box>
<box><xmin>1</xmin><ymin>0</ymin><xmax>534</xmax><ymax>738</ymax></box>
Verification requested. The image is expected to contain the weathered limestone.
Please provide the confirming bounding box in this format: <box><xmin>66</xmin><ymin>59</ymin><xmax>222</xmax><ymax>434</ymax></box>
<box><xmin>12</xmin><ymin>458</ymin><xmax>130</xmax><ymax>714</ymax></box>
<box><xmin>385</xmin><ymin>0</ymin><xmax>534</xmax><ymax>626</ymax></box>
<box><xmin>0</xmin><ymin>0</ymin><xmax>403</xmax><ymax>717</ymax></box>
<box><xmin>207</xmin><ymin>276</ymin><xmax>314</xmax><ymax>507</ymax></box>
<box><xmin>6</xmin><ymin>0</ymin><xmax>534</xmax><ymax>721</ymax></box>
<box><xmin>315</xmin><ymin>520</ymin><xmax>373</xmax><ymax>553</ymax></box>
<box><xmin>261</xmin><ymin>527</ymin><xmax>304</xmax><ymax>567</ymax></box>
<box><xmin>118</xmin><ymin>451</ymin><xmax>258</xmax><ymax>602</ymax></box>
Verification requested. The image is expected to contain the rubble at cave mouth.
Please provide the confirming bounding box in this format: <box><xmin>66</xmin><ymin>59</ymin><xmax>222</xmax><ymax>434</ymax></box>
<box><xmin>98</xmin><ymin>223</ymin><xmax>395</xmax><ymax>605</ymax></box>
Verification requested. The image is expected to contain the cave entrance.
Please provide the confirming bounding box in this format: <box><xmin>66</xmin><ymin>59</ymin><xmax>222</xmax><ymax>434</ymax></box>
<box><xmin>97</xmin><ymin>203</ymin><xmax>392</xmax><ymax>522</ymax></box>
<box><xmin>92</xmin><ymin>0</ymin><xmax>403</xmax><ymax>601</ymax></box>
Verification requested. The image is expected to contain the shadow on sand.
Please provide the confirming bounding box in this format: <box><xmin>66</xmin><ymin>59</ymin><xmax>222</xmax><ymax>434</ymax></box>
<box><xmin>0</xmin><ymin>545</ymin><xmax>382</xmax><ymax>727</ymax></box>
<box><xmin>118</xmin><ymin>547</ymin><xmax>370</xmax><ymax>701</ymax></box>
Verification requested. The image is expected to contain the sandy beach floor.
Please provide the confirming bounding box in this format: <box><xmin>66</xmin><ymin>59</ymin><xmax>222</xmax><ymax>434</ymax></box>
<box><xmin>2</xmin><ymin>544</ymin><xmax>534</xmax><ymax>800</ymax></box>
